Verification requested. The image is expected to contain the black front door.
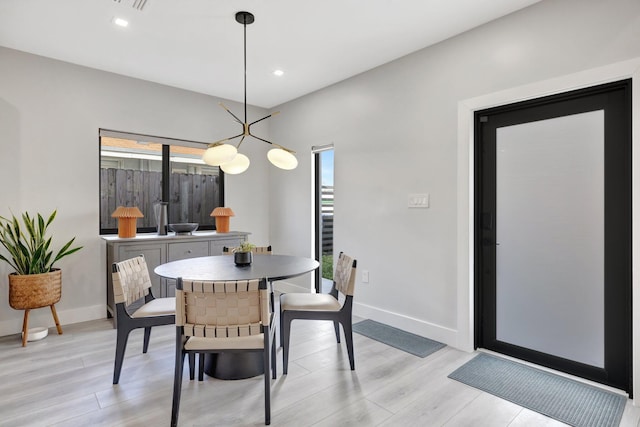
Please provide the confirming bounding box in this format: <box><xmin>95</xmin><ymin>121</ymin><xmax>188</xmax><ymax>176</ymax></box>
<box><xmin>475</xmin><ymin>80</ymin><xmax>632</xmax><ymax>394</ymax></box>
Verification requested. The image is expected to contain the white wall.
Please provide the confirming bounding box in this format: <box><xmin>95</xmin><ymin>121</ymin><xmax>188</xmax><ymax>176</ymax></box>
<box><xmin>0</xmin><ymin>47</ymin><xmax>271</xmax><ymax>335</ymax></box>
<box><xmin>269</xmin><ymin>0</ymin><xmax>640</xmax><ymax>347</ymax></box>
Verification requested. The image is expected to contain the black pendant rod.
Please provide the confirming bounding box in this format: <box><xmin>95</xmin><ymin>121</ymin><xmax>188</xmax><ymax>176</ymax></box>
<box><xmin>235</xmin><ymin>11</ymin><xmax>254</xmax><ymax>126</ymax></box>
<box><xmin>243</xmin><ymin>14</ymin><xmax>247</xmax><ymax>125</ymax></box>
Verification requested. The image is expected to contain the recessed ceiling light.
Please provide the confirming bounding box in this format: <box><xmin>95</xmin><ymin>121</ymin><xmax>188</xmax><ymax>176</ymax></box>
<box><xmin>273</xmin><ymin>69</ymin><xmax>284</xmax><ymax>77</ymax></box>
<box><xmin>113</xmin><ymin>17</ymin><xmax>129</xmax><ymax>27</ymax></box>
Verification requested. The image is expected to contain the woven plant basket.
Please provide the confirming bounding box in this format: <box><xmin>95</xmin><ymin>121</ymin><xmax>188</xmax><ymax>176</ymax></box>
<box><xmin>9</xmin><ymin>269</ymin><xmax>62</xmax><ymax>310</ymax></box>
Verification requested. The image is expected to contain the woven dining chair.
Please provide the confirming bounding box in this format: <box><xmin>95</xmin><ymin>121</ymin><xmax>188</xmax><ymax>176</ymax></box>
<box><xmin>194</xmin><ymin>244</ymin><xmax>273</xmax><ymax>381</ymax></box>
<box><xmin>171</xmin><ymin>277</ymin><xmax>277</xmax><ymax>426</ymax></box>
<box><xmin>111</xmin><ymin>255</ymin><xmax>175</xmax><ymax>384</ymax></box>
<box><xmin>222</xmin><ymin>245</ymin><xmax>272</xmax><ymax>255</ymax></box>
<box><xmin>280</xmin><ymin>252</ymin><xmax>357</xmax><ymax>374</ymax></box>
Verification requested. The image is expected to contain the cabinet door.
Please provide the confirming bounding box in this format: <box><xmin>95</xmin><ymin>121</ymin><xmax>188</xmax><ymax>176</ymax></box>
<box><xmin>117</xmin><ymin>244</ymin><xmax>166</xmax><ymax>299</ymax></box>
<box><xmin>210</xmin><ymin>238</ymin><xmax>243</xmax><ymax>255</ymax></box>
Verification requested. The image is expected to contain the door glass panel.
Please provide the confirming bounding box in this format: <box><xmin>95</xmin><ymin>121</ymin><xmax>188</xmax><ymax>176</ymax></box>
<box><xmin>495</xmin><ymin>110</ymin><xmax>604</xmax><ymax>368</ymax></box>
<box><xmin>320</xmin><ymin>150</ymin><xmax>334</xmax><ymax>292</ymax></box>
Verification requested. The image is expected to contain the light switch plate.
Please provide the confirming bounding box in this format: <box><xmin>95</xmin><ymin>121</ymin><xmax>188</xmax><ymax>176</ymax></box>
<box><xmin>362</xmin><ymin>270</ymin><xmax>369</xmax><ymax>283</ymax></box>
<box><xmin>408</xmin><ymin>193</ymin><xmax>429</xmax><ymax>208</ymax></box>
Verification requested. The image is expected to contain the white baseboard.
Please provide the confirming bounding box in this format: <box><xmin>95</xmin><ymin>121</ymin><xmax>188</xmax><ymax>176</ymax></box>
<box><xmin>0</xmin><ymin>304</ymin><xmax>106</xmax><ymax>337</ymax></box>
<box><xmin>353</xmin><ymin>302</ymin><xmax>460</xmax><ymax>349</ymax></box>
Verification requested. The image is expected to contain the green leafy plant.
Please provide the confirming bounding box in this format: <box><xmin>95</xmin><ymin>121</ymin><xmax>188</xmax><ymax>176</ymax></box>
<box><xmin>233</xmin><ymin>242</ymin><xmax>256</xmax><ymax>253</ymax></box>
<box><xmin>0</xmin><ymin>210</ymin><xmax>83</xmax><ymax>275</ymax></box>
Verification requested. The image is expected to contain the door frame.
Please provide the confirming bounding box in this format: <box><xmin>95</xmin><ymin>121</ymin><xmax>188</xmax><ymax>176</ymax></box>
<box><xmin>455</xmin><ymin>57</ymin><xmax>640</xmax><ymax>400</ymax></box>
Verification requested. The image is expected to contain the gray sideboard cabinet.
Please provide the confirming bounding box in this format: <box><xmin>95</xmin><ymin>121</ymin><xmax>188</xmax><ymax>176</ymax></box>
<box><xmin>103</xmin><ymin>231</ymin><xmax>249</xmax><ymax>326</ymax></box>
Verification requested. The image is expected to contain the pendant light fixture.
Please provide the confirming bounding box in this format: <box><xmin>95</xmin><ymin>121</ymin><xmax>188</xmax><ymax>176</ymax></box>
<box><xmin>202</xmin><ymin>11</ymin><xmax>298</xmax><ymax>174</ymax></box>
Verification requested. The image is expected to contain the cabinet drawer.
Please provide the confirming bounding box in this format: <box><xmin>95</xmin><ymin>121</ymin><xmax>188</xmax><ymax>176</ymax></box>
<box><xmin>168</xmin><ymin>241</ymin><xmax>209</xmax><ymax>261</ymax></box>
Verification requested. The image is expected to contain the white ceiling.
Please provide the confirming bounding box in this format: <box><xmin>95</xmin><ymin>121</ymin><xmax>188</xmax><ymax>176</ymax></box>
<box><xmin>0</xmin><ymin>0</ymin><xmax>541</xmax><ymax>108</ymax></box>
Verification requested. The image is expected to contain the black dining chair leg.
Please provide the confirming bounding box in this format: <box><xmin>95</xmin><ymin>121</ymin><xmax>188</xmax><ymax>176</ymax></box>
<box><xmin>333</xmin><ymin>321</ymin><xmax>341</xmax><ymax>343</ymax></box>
<box><xmin>271</xmin><ymin>338</ymin><xmax>277</xmax><ymax>379</ymax></box>
<box><xmin>270</xmin><ymin>291</ymin><xmax>275</xmax><ymax>315</ymax></box>
<box><xmin>113</xmin><ymin>326</ymin><xmax>132</xmax><ymax>384</ymax></box>
<box><xmin>281</xmin><ymin>314</ymin><xmax>292</xmax><ymax>374</ymax></box>
<box><xmin>171</xmin><ymin>339</ymin><xmax>185</xmax><ymax>427</ymax></box>
<box><xmin>279</xmin><ymin>307</ymin><xmax>284</xmax><ymax>348</ymax></box>
<box><xmin>342</xmin><ymin>320</ymin><xmax>355</xmax><ymax>370</ymax></box>
<box><xmin>188</xmin><ymin>353</ymin><xmax>196</xmax><ymax>380</ymax></box>
<box><xmin>263</xmin><ymin>338</ymin><xmax>271</xmax><ymax>425</ymax></box>
<box><xmin>142</xmin><ymin>326</ymin><xmax>152</xmax><ymax>353</ymax></box>
<box><xmin>198</xmin><ymin>353</ymin><xmax>205</xmax><ymax>381</ymax></box>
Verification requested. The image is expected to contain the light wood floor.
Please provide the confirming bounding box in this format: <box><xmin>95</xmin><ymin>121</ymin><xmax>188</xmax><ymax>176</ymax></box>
<box><xmin>1</xmin><ymin>315</ymin><xmax>639</xmax><ymax>427</ymax></box>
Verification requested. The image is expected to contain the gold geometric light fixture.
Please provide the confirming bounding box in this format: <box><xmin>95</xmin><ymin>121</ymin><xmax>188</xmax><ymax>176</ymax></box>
<box><xmin>202</xmin><ymin>11</ymin><xmax>298</xmax><ymax>174</ymax></box>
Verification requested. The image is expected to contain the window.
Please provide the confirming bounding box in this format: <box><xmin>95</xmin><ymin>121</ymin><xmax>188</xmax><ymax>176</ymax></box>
<box><xmin>99</xmin><ymin>129</ymin><xmax>224</xmax><ymax>234</ymax></box>
<box><xmin>313</xmin><ymin>144</ymin><xmax>334</xmax><ymax>293</ymax></box>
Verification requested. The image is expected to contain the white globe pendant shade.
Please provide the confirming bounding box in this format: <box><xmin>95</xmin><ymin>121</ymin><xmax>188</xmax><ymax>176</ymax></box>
<box><xmin>267</xmin><ymin>148</ymin><xmax>298</xmax><ymax>170</ymax></box>
<box><xmin>220</xmin><ymin>153</ymin><xmax>250</xmax><ymax>174</ymax></box>
<box><xmin>202</xmin><ymin>143</ymin><xmax>237</xmax><ymax>166</ymax></box>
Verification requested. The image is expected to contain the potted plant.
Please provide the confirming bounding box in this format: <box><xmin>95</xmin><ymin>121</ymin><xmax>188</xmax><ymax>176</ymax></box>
<box><xmin>0</xmin><ymin>210</ymin><xmax>83</xmax><ymax>346</ymax></box>
<box><xmin>233</xmin><ymin>242</ymin><xmax>255</xmax><ymax>266</ymax></box>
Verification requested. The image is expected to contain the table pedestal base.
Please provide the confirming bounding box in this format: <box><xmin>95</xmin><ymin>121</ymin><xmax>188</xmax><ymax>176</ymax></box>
<box><xmin>204</xmin><ymin>353</ymin><xmax>264</xmax><ymax>380</ymax></box>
